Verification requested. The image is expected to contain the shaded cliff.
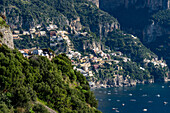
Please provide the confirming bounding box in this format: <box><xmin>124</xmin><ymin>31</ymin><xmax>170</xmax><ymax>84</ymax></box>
<box><xmin>99</xmin><ymin>0</ymin><xmax>169</xmax><ymax>33</ymax></box>
<box><xmin>100</xmin><ymin>0</ymin><xmax>169</xmax><ymax>12</ymax></box>
<box><xmin>144</xmin><ymin>9</ymin><xmax>170</xmax><ymax>67</ymax></box>
<box><xmin>99</xmin><ymin>0</ymin><xmax>170</xmax><ymax>68</ymax></box>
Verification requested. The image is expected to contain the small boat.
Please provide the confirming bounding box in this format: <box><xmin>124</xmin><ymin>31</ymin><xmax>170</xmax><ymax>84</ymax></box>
<box><xmin>130</xmin><ymin>99</ymin><xmax>136</xmax><ymax>102</ymax></box>
<box><xmin>139</xmin><ymin>88</ymin><xmax>142</xmax><ymax>90</ymax></box>
<box><xmin>112</xmin><ymin>108</ymin><xmax>118</xmax><ymax>110</ymax></box>
<box><xmin>108</xmin><ymin>93</ymin><xmax>111</xmax><ymax>95</ymax></box>
<box><xmin>148</xmin><ymin>101</ymin><xmax>153</xmax><ymax>103</ymax></box>
<box><xmin>116</xmin><ymin>100</ymin><xmax>120</xmax><ymax>102</ymax></box>
<box><xmin>156</xmin><ymin>94</ymin><xmax>160</xmax><ymax>97</ymax></box>
<box><xmin>115</xmin><ymin>110</ymin><xmax>120</xmax><ymax>112</ymax></box>
<box><xmin>142</xmin><ymin>94</ymin><xmax>147</xmax><ymax>97</ymax></box>
<box><xmin>108</xmin><ymin>99</ymin><xmax>111</xmax><ymax>101</ymax></box>
<box><xmin>162</xmin><ymin>86</ymin><xmax>165</xmax><ymax>88</ymax></box>
<box><xmin>143</xmin><ymin>109</ymin><xmax>147</xmax><ymax>112</ymax></box>
<box><xmin>129</xmin><ymin>93</ymin><xmax>133</xmax><ymax>96</ymax></box>
<box><xmin>122</xmin><ymin>103</ymin><xmax>125</xmax><ymax>106</ymax></box>
<box><xmin>164</xmin><ymin>101</ymin><xmax>168</xmax><ymax>105</ymax></box>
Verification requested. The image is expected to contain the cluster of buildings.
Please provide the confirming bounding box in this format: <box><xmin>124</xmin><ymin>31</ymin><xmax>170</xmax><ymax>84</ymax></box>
<box><xmin>66</xmin><ymin>42</ymin><xmax>132</xmax><ymax>78</ymax></box>
<box><xmin>13</xmin><ymin>24</ymin><xmax>58</xmax><ymax>40</ymax></box>
<box><xmin>49</xmin><ymin>30</ymin><xmax>69</xmax><ymax>47</ymax></box>
<box><xmin>19</xmin><ymin>48</ymin><xmax>55</xmax><ymax>60</ymax></box>
<box><xmin>144</xmin><ymin>58</ymin><xmax>167</xmax><ymax>68</ymax></box>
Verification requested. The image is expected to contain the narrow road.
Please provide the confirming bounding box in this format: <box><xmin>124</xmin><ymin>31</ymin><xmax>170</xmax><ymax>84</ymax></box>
<box><xmin>36</xmin><ymin>101</ymin><xmax>57</xmax><ymax>113</ymax></box>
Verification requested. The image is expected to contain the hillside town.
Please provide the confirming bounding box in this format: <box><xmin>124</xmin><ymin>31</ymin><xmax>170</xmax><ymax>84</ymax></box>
<box><xmin>11</xmin><ymin>23</ymin><xmax>168</xmax><ymax>88</ymax></box>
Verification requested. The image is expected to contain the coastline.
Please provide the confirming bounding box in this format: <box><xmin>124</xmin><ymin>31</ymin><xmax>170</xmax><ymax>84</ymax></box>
<box><xmin>90</xmin><ymin>79</ymin><xmax>155</xmax><ymax>89</ymax></box>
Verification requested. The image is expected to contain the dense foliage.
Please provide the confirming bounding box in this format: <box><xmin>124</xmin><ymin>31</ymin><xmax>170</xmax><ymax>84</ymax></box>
<box><xmin>0</xmin><ymin>16</ymin><xmax>9</xmax><ymax>28</ymax></box>
<box><xmin>14</xmin><ymin>35</ymin><xmax>50</xmax><ymax>49</ymax></box>
<box><xmin>103</xmin><ymin>30</ymin><xmax>156</xmax><ymax>62</ymax></box>
<box><xmin>0</xmin><ymin>0</ymin><xmax>118</xmax><ymax>32</ymax></box>
<box><xmin>0</xmin><ymin>45</ymin><xmax>100</xmax><ymax>113</ymax></box>
<box><xmin>152</xmin><ymin>9</ymin><xmax>170</xmax><ymax>27</ymax></box>
<box><xmin>147</xmin><ymin>9</ymin><xmax>170</xmax><ymax>67</ymax></box>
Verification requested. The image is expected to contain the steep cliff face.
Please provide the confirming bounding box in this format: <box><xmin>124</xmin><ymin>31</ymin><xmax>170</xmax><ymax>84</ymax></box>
<box><xmin>0</xmin><ymin>16</ymin><xmax>14</xmax><ymax>49</ymax></box>
<box><xmin>143</xmin><ymin>9</ymin><xmax>170</xmax><ymax>67</ymax></box>
<box><xmin>143</xmin><ymin>21</ymin><xmax>164</xmax><ymax>43</ymax></box>
<box><xmin>100</xmin><ymin>0</ymin><xmax>169</xmax><ymax>12</ymax></box>
<box><xmin>0</xmin><ymin>27</ymin><xmax>14</xmax><ymax>49</ymax></box>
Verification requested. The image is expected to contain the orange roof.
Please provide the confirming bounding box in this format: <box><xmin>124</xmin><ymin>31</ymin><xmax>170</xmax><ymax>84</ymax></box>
<box><xmin>20</xmin><ymin>49</ymin><xmax>29</xmax><ymax>53</ymax></box>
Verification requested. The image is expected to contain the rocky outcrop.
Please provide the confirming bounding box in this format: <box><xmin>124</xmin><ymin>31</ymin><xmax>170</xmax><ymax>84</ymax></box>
<box><xmin>143</xmin><ymin>20</ymin><xmax>170</xmax><ymax>43</ymax></box>
<box><xmin>94</xmin><ymin>75</ymin><xmax>154</xmax><ymax>88</ymax></box>
<box><xmin>69</xmin><ymin>17</ymin><xmax>82</xmax><ymax>34</ymax></box>
<box><xmin>0</xmin><ymin>26</ymin><xmax>14</xmax><ymax>49</ymax></box>
<box><xmin>88</xmin><ymin>0</ymin><xmax>99</xmax><ymax>7</ymax></box>
<box><xmin>99</xmin><ymin>0</ymin><xmax>169</xmax><ymax>13</ymax></box>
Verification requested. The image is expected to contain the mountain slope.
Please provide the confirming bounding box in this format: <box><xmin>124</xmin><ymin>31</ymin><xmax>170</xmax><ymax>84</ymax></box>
<box><xmin>0</xmin><ymin>45</ymin><xmax>100</xmax><ymax>113</ymax></box>
<box><xmin>1</xmin><ymin>0</ymin><xmax>169</xmax><ymax>85</ymax></box>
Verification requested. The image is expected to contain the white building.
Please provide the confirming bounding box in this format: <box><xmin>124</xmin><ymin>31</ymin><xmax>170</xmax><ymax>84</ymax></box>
<box><xmin>40</xmin><ymin>31</ymin><xmax>46</xmax><ymax>36</ymax></box>
<box><xmin>33</xmin><ymin>49</ymin><xmax>43</xmax><ymax>55</ymax></box>
<box><xmin>23</xmin><ymin>31</ymin><xmax>30</xmax><ymax>35</ymax></box>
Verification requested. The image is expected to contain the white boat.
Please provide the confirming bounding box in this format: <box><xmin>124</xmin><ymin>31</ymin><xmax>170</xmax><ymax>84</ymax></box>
<box><xmin>143</xmin><ymin>109</ymin><xmax>147</xmax><ymax>112</ymax></box>
<box><xmin>142</xmin><ymin>94</ymin><xmax>147</xmax><ymax>97</ymax></box>
<box><xmin>122</xmin><ymin>103</ymin><xmax>125</xmax><ymax>106</ymax></box>
<box><xmin>130</xmin><ymin>99</ymin><xmax>136</xmax><ymax>102</ymax></box>
<box><xmin>116</xmin><ymin>100</ymin><xmax>120</xmax><ymax>102</ymax></box>
<box><xmin>148</xmin><ymin>101</ymin><xmax>153</xmax><ymax>103</ymax></box>
<box><xmin>108</xmin><ymin>93</ymin><xmax>111</xmax><ymax>95</ymax></box>
<box><xmin>129</xmin><ymin>93</ymin><xmax>133</xmax><ymax>96</ymax></box>
<box><xmin>112</xmin><ymin>108</ymin><xmax>118</xmax><ymax>110</ymax></box>
<box><xmin>164</xmin><ymin>101</ymin><xmax>168</xmax><ymax>105</ymax></box>
<box><xmin>115</xmin><ymin>110</ymin><xmax>120</xmax><ymax>112</ymax></box>
<box><xmin>156</xmin><ymin>94</ymin><xmax>160</xmax><ymax>97</ymax></box>
<box><xmin>162</xmin><ymin>86</ymin><xmax>165</xmax><ymax>88</ymax></box>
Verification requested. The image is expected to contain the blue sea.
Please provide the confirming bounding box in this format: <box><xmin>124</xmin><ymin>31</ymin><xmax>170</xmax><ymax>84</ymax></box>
<box><xmin>93</xmin><ymin>82</ymin><xmax>170</xmax><ymax>113</ymax></box>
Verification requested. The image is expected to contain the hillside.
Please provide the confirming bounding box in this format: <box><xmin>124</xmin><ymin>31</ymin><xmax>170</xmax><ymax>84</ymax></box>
<box><xmin>1</xmin><ymin>0</ymin><xmax>169</xmax><ymax>87</ymax></box>
<box><xmin>145</xmin><ymin>9</ymin><xmax>170</xmax><ymax>67</ymax></box>
<box><xmin>99</xmin><ymin>0</ymin><xmax>170</xmax><ymax>68</ymax></box>
<box><xmin>0</xmin><ymin>44</ymin><xmax>100</xmax><ymax>113</ymax></box>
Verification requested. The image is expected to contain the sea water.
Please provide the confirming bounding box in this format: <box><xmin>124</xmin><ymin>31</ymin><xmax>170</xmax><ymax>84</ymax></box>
<box><xmin>93</xmin><ymin>82</ymin><xmax>170</xmax><ymax>113</ymax></box>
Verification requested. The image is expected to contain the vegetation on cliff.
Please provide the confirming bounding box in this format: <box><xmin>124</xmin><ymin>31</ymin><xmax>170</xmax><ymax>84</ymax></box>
<box><xmin>0</xmin><ymin>0</ymin><xmax>118</xmax><ymax>31</ymax></box>
<box><xmin>0</xmin><ymin>16</ymin><xmax>9</xmax><ymax>28</ymax></box>
<box><xmin>148</xmin><ymin>9</ymin><xmax>170</xmax><ymax>67</ymax></box>
<box><xmin>0</xmin><ymin>45</ymin><xmax>100</xmax><ymax>113</ymax></box>
<box><xmin>1</xmin><ymin>0</ymin><xmax>169</xmax><ymax>85</ymax></box>
<box><xmin>152</xmin><ymin>9</ymin><xmax>170</xmax><ymax>27</ymax></box>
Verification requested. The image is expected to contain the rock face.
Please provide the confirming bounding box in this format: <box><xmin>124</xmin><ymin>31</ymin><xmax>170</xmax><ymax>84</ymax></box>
<box><xmin>99</xmin><ymin>0</ymin><xmax>169</xmax><ymax>12</ymax></box>
<box><xmin>143</xmin><ymin>21</ymin><xmax>170</xmax><ymax>43</ymax></box>
<box><xmin>94</xmin><ymin>76</ymin><xmax>154</xmax><ymax>88</ymax></box>
<box><xmin>0</xmin><ymin>26</ymin><xmax>14</xmax><ymax>49</ymax></box>
<box><xmin>88</xmin><ymin>0</ymin><xmax>99</xmax><ymax>7</ymax></box>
